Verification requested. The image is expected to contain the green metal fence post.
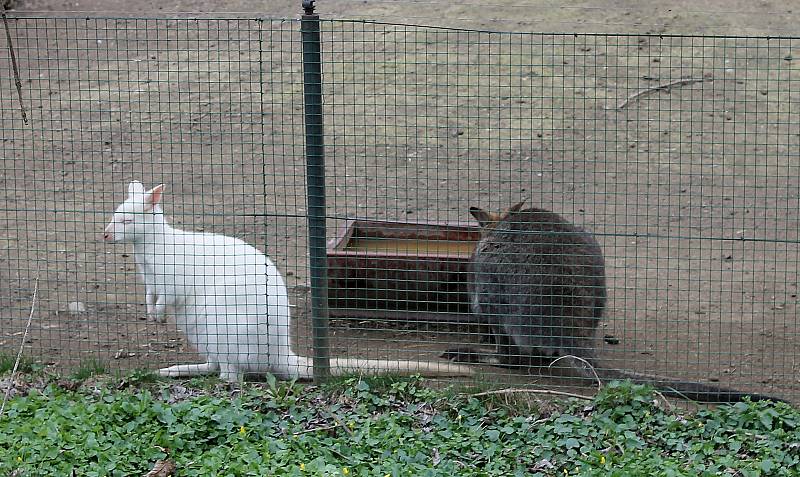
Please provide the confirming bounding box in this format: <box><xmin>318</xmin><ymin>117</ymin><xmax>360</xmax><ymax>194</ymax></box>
<box><xmin>300</xmin><ymin>0</ymin><xmax>330</xmax><ymax>381</ymax></box>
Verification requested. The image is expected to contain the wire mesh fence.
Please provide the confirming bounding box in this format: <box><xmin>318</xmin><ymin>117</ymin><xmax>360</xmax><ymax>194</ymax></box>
<box><xmin>1</xmin><ymin>11</ymin><xmax>798</xmax><ymax>402</ymax></box>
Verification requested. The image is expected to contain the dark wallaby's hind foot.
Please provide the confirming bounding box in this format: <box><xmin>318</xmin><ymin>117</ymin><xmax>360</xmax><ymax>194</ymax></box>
<box><xmin>441</xmin><ymin>346</ymin><xmax>501</xmax><ymax>365</ymax></box>
<box><xmin>441</xmin><ymin>347</ymin><xmax>556</xmax><ymax>370</ymax></box>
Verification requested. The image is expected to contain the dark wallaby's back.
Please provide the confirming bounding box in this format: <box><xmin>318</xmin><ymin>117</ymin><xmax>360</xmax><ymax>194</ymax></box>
<box><xmin>470</xmin><ymin>207</ymin><xmax>606</xmax><ymax>359</ymax></box>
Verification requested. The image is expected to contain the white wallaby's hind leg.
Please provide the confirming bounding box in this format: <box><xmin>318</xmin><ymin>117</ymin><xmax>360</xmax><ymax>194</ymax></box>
<box><xmin>159</xmin><ymin>362</ymin><xmax>220</xmax><ymax>378</ymax></box>
<box><xmin>218</xmin><ymin>363</ymin><xmax>245</xmax><ymax>383</ymax></box>
<box><xmin>269</xmin><ymin>355</ymin><xmax>315</xmax><ymax>380</ymax></box>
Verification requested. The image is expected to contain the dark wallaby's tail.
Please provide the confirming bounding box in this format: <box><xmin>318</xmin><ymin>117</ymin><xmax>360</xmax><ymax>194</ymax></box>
<box><xmin>441</xmin><ymin>351</ymin><xmax>787</xmax><ymax>403</ymax></box>
<box><xmin>562</xmin><ymin>357</ymin><xmax>787</xmax><ymax>404</ymax></box>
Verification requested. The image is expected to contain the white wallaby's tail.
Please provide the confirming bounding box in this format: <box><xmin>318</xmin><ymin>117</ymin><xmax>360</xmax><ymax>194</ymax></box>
<box><xmin>158</xmin><ymin>363</ymin><xmax>219</xmax><ymax>378</ymax></box>
<box><xmin>327</xmin><ymin>357</ymin><xmax>473</xmax><ymax>377</ymax></box>
<box><xmin>283</xmin><ymin>355</ymin><xmax>473</xmax><ymax>380</ymax></box>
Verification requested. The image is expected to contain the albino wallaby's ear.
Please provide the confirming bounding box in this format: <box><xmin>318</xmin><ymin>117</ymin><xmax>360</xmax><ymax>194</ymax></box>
<box><xmin>127</xmin><ymin>181</ymin><xmax>145</xmax><ymax>196</ymax></box>
<box><xmin>470</xmin><ymin>206</ymin><xmax>497</xmax><ymax>229</ymax></box>
<box><xmin>507</xmin><ymin>200</ymin><xmax>526</xmax><ymax>214</ymax></box>
<box><xmin>144</xmin><ymin>184</ymin><xmax>165</xmax><ymax>211</ymax></box>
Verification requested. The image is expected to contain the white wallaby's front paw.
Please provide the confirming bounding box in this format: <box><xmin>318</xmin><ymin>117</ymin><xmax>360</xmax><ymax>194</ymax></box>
<box><xmin>147</xmin><ymin>296</ymin><xmax>168</xmax><ymax>323</ymax></box>
<box><xmin>149</xmin><ymin>313</ymin><xmax>167</xmax><ymax>324</ymax></box>
<box><xmin>146</xmin><ymin>305</ymin><xmax>159</xmax><ymax>321</ymax></box>
<box><xmin>145</xmin><ymin>290</ymin><xmax>157</xmax><ymax>306</ymax></box>
<box><xmin>146</xmin><ymin>292</ymin><xmax>161</xmax><ymax>321</ymax></box>
<box><xmin>149</xmin><ymin>308</ymin><xmax>167</xmax><ymax>324</ymax></box>
<box><xmin>147</xmin><ymin>311</ymin><xmax>167</xmax><ymax>323</ymax></box>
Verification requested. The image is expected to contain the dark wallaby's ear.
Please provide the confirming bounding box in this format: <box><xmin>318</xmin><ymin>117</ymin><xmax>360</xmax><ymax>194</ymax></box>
<box><xmin>144</xmin><ymin>184</ymin><xmax>165</xmax><ymax>212</ymax></box>
<box><xmin>470</xmin><ymin>206</ymin><xmax>497</xmax><ymax>228</ymax></box>
<box><xmin>127</xmin><ymin>181</ymin><xmax>145</xmax><ymax>196</ymax></box>
<box><xmin>507</xmin><ymin>200</ymin><xmax>526</xmax><ymax>214</ymax></box>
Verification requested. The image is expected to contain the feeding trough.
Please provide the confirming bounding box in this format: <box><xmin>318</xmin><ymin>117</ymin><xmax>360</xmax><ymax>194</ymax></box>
<box><xmin>326</xmin><ymin>219</ymin><xmax>481</xmax><ymax>322</ymax></box>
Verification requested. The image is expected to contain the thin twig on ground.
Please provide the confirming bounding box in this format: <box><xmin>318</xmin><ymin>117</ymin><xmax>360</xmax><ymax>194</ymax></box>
<box><xmin>469</xmin><ymin>388</ymin><xmax>593</xmax><ymax>401</ymax></box>
<box><xmin>0</xmin><ymin>278</ymin><xmax>38</xmax><ymax>418</ymax></box>
<box><xmin>652</xmin><ymin>389</ymin><xmax>674</xmax><ymax>411</ymax></box>
<box><xmin>330</xmin><ymin>412</ymin><xmax>354</xmax><ymax>435</ymax></box>
<box><xmin>617</xmin><ymin>77</ymin><xmax>707</xmax><ymax>110</ymax></box>
<box><xmin>143</xmin><ymin>459</ymin><xmax>176</xmax><ymax>477</ymax></box>
<box><xmin>1</xmin><ymin>6</ymin><xmax>28</xmax><ymax>124</ymax></box>
<box><xmin>293</xmin><ymin>422</ymin><xmax>344</xmax><ymax>436</ymax></box>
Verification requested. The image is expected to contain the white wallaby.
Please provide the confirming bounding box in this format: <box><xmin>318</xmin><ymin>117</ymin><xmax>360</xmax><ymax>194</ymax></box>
<box><xmin>103</xmin><ymin>181</ymin><xmax>473</xmax><ymax>382</ymax></box>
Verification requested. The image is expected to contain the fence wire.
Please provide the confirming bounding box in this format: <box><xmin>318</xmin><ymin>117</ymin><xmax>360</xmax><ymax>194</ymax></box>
<box><xmin>1</xmin><ymin>14</ymin><xmax>798</xmax><ymax>403</ymax></box>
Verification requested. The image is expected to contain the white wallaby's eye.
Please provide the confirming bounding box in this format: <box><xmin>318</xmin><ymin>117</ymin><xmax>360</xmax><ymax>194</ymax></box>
<box><xmin>121</xmin><ymin>219</ymin><xmax>133</xmax><ymax>225</ymax></box>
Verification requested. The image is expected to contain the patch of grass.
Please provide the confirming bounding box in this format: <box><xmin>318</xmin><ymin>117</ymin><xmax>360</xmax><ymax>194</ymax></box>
<box><xmin>320</xmin><ymin>372</ymin><xmax>425</xmax><ymax>395</ymax></box>
<box><xmin>326</xmin><ymin>372</ymin><xmax>399</xmax><ymax>388</ymax></box>
<box><xmin>443</xmin><ymin>377</ymin><xmax>557</xmax><ymax>418</ymax></box>
<box><xmin>0</xmin><ymin>374</ymin><xmax>796</xmax><ymax>476</ymax></box>
<box><xmin>0</xmin><ymin>354</ymin><xmax>17</xmax><ymax>374</ymax></box>
<box><xmin>0</xmin><ymin>353</ymin><xmax>38</xmax><ymax>375</ymax></box>
<box><xmin>124</xmin><ymin>368</ymin><xmax>159</xmax><ymax>384</ymax></box>
<box><xmin>70</xmin><ymin>358</ymin><xmax>107</xmax><ymax>380</ymax></box>
<box><xmin>111</xmin><ymin>368</ymin><xmax>160</xmax><ymax>389</ymax></box>
<box><xmin>183</xmin><ymin>374</ymin><xmax>224</xmax><ymax>390</ymax></box>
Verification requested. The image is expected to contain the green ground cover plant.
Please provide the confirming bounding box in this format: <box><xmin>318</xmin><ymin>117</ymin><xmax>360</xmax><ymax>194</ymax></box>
<box><xmin>0</xmin><ymin>370</ymin><xmax>797</xmax><ymax>476</ymax></box>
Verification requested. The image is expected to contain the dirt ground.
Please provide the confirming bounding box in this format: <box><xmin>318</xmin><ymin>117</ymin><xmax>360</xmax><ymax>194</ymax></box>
<box><xmin>2</xmin><ymin>0</ymin><xmax>799</xmax><ymax>402</ymax></box>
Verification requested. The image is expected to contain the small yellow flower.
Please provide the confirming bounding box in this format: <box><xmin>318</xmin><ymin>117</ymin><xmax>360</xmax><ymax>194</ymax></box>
<box><xmin>17</xmin><ymin>456</ymin><xmax>22</xmax><ymax>463</ymax></box>
<box><xmin>300</xmin><ymin>463</ymin><xmax>306</xmax><ymax>471</ymax></box>
<box><xmin>343</xmin><ymin>467</ymin><xmax>350</xmax><ymax>475</ymax></box>
<box><xmin>239</xmin><ymin>425</ymin><xmax>246</xmax><ymax>435</ymax></box>
<box><xmin>563</xmin><ymin>470</ymin><xmax>568</xmax><ymax>476</ymax></box>
<box><xmin>600</xmin><ymin>455</ymin><xmax>606</xmax><ymax>465</ymax></box>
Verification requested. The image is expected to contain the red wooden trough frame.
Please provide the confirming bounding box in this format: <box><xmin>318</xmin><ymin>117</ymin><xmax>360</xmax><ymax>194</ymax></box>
<box><xmin>326</xmin><ymin>218</ymin><xmax>481</xmax><ymax>322</ymax></box>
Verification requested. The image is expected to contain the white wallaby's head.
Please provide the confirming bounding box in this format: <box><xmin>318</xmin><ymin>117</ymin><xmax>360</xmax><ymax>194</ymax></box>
<box><xmin>103</xmin><ymin>181</ymin><xmax>166</xmax><ymax>243</ymax></box>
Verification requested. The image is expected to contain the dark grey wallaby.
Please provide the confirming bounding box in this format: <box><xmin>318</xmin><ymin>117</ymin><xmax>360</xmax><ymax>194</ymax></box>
<box><xmin>442</xmin><ymin>201</ymin><xmax>785</xmax><ymax>403</ymax></box>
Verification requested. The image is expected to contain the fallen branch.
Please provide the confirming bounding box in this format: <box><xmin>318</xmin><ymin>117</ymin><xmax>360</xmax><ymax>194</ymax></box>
<box><xmin>294</xmin><ymin>413</ymin><xmax>353</xmax><ymax>436</ymax></box>
<box><xmin>1</xmin><ymin>5</ymin><xmax>28</xmax><ymax>124</ymax></box>
<box><xmin>0</xmin><ymin>277</ymin><xmax>38</xmax><ymax>418</ymax></box>
<box><xmin>652</xmin><ymin>389</ymin><xmax>674</xmax><ymax>411</ymax></box>
<box><xmin>330</xmin><ymin>412</ymin><xmax>354</xmax><ymax>435</ymax></box>
<box><xmin>469</xmin><ymin>387</ymin><xmax>593</xmax><ymax>401</ymax></box>
<box><xmin>617</xmin><ymin>77</ymin><xmax>707</xmax><ymax>110</ymax></box>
